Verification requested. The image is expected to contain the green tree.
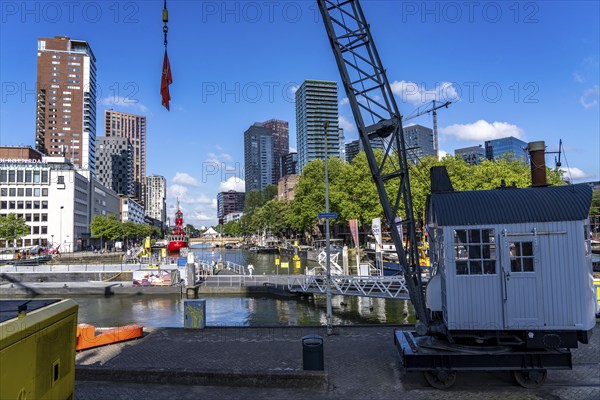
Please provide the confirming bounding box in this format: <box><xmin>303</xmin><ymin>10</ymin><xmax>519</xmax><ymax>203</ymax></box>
<box><xmin>223</xmin><ymin>221</ymin><xmax>242</xmax><ymax>236</ymax></box>
<box><xmin>591</xmin><ymin>189</ymin><xmax>600</xmax><ymax>218</ymax></box>
<box><xmin>90</xmin><ymin>214</ymin><xmax>121</xmax><ymax>250</ymax></box>
<box><xmin>0</xmin><ymin>213</ymin><xmax>30</xmax><ymax>248</ymax></box>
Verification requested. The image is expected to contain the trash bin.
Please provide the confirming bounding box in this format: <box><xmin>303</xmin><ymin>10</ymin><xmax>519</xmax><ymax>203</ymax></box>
<box><xmin>302</xmin><ymin>334</ymin><xmax>324</xmax><ymax>371</ymax></box>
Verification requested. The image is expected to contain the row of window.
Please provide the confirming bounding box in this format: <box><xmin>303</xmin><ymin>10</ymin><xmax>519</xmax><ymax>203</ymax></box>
<box><xmin>1</xmin><ymin>200</ymin><xmax>49</xmax><ymax>210</ymax></box>
<box><xmin>1</xmin><ymin>187</ymin><xmax>49</xmax><ymax>197</ymax></box>
<box><xmin>453</xmin><ymin>229</ymin><xmax>535</xmax><ymax>275</ymax></box>
<box><xmin>0</xmin><ymin>170</ymin><xmax>49</xmax><ymax>183</ymax></box>
<box><xmin>1</xmin><ymin>213</ymin><xmax>48</xmax><ymax>222</ymax></box>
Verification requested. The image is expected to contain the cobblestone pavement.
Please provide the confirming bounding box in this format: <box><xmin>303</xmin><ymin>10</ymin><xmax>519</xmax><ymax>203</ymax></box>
<box><xmin>75</xmin><ymin>324</ymin><xmax>600</xmax><ymax>400</ymax></box>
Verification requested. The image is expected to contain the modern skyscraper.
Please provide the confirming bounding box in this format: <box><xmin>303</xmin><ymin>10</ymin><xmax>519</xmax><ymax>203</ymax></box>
<box><xmin>145</xmin><ymin>175</ymin><xmax>167</xmax><ymax>228</ymax></box>
<box><xmin>262</xmin><ymin>119</ymin><xmax>289</xmax><ymax>182</ymax></box>
<box><xmin>455</xmin><ymin>145</ymin><xmax>485</xmax><ymax>165</ymax></box>
<box><xmin>96</xmin><ymin>136</ymin><xmax>134</xmax><ymax>196</ymax></box>
<box><xmin>281</xmin><ymin>152</ymin><xmax>298</xmax><ymax>177</ymax></box>
<box><xmin>104</xmin><ymin>110</ymin><xmax>147</xmax><ymax>205</ymax></box>
<box><xmin>35</xmin><ymin>36</ymin><xmax>97</xmax><ymax>172</ymax></box>
<box><xmin>244</xmin><ymin>123</ymin><xmax>274</xmax><ymax>193</ymax></box>
<box><xmin>217</xmin><ymin>190</ymin><xmax>246</xmax><ymax>224</ymax></box>
<box><xmin>345</xmin><ymin>140</ymin><xmax>360</xmax><ymax>163</ymax></box>
<box><xmin>484</xmin><ymin>136</ymin><xmax>528</xmax><ymax>161</ymax></box>
<box><xmin>403</xmin><ymin>124</ymin><xmax>435</xmax><ymax>164</ymax></box>
<box><xmin>295</xmin><ymin>80</ymin><xmax>341</xmax><ymax>172</ymax></box>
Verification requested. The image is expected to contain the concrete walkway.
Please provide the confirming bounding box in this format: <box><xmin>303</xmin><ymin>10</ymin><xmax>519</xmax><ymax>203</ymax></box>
<box><xmin>74</xmin><ymin>324</ymin><xmax>600</xmax><ymax>400</ymax></box>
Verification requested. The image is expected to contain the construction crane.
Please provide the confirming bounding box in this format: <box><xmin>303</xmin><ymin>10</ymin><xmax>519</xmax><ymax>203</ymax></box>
<box><xmin>318</xmin><ymin>0</ymin><xmax>437</xmax><ymax>335</ymax></box>
<box><xmin>403</xmin><ymin>100</ymin><xmax>452</xmax><ymax>159</ymax></box>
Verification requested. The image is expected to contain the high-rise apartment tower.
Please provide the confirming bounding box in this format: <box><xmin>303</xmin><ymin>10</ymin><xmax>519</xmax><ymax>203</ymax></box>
<box><xmin>295</xmin><ymin>80</ymin><xmax>341</xmax><ymax>172</ymax></box>
<box><xmin>104</xmin><ymin>110</ymin><xmax>147</xmax><ymax>205</ymax></box>
<box><xmin>35</xmin><ymin>36</ymin><xmax>97</xmax><ymax>172</ymax></box>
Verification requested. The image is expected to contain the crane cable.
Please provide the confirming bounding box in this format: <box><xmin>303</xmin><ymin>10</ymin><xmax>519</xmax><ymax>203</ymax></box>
<box><xmin>162</xmin><ymin>0</ymin><xmax>169</xmax><ymax>48</ymax></box>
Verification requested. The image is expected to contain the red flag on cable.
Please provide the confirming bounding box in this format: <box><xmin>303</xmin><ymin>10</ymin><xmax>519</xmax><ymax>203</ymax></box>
<box><xmin>161</xmin><ymin>50</ymin><xmax>172</xmax><ymax>110</ymax></box>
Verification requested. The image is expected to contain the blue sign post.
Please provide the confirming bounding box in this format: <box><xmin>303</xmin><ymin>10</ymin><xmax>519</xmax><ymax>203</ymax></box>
<box><xmin>318</xmin><ymin>212</ymin><xmax>338</xmax><ymax>219</ymax></box>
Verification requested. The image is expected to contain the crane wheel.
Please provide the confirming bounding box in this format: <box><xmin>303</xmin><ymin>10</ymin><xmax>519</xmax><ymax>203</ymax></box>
<box><xmin>423</xmin><ymin>370</ymin><xmax>456</xmax><ymax>389</ymax></box>
<box><xmin>512</xmin><ymin>369</ymin><xmax>547</xmax><ymax>388</ymax></box>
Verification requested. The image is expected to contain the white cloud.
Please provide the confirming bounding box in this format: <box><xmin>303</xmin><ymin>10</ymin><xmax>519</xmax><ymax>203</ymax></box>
<box><xmin>390</xmin><ymin>81</ymin><xmax>459</xmax><ymax>105</ymax></box>
<box><xmin>338</xmin><ymin>115</ymin><xmax>355</xmax><ymax>133</ymax></box>
<box><xmin>215</xmin><ymin>145</ymin><xmax>225</xmax><ymax>151</ymax></box>
<box><xmin>101</xmin><ymin>96</ymin><xmax>148</xmax><ymax>113</ymax></box>
<box><xmin>219</xmin><ymin>176</ymin><xmax>245</xmax><ymax>192</ymax></box>
<box><xmin>573</xmin><ymin>72</ymin><xmax>585</xmax><ymax>83</ymax></box>
<box><xmin>172</xmin><ymin>172</ymin><xmax>199</xmax><ymax>187</ymax></box>
<box><xmin>580</xmin><ymin>86</ymin><xmax>599</xmax><ymax>109</ymax></box>
<box><xmin>289</xmin><ymin>147</ymin><xmax>297</xmax><ymax>153</ymax></box>
<box><xmin>207</xmin><ymin>152</ymin><xmax>233</xmax><ymax>162</ymax></box>
<box><xmin>560</xmin><ymin>167</ymin><xmax>593</xmax><ymax>181</ymax></box>
<box><xmin>440</xmin><ymin>120</ymin><xmax>524</xmax><ymax>141</ymax></box>
<box><xmin>167</xmin><ymin>184</ymin><xmax>193</xmax><ymax>203</ymax></box>
<box><xmin>291</xmin><ymin>85</ymin><xmax>300</xmax><ymax>94</ymax></box>
<box><xmin>438</xmin><ymin>150</ymin><xmax>448</xmax><ymax>159</ymax></box>
<box><xmin>339</xmin><ymin>97</ymin><xmax>349</xmax><ymax>106</ymax></box>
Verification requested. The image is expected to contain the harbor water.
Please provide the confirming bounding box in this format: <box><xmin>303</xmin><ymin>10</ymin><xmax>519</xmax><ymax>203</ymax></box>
<box><xmin>4</xmin><ymin>244</ymin><xmax>415</xmax><ymax>327</ymax></box>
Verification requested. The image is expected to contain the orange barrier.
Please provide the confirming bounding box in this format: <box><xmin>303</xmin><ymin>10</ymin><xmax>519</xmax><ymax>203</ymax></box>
<box><xmin>76</xmin><ymin>324</ymin><xmax>143</xmax><ymax>351</ymax></box>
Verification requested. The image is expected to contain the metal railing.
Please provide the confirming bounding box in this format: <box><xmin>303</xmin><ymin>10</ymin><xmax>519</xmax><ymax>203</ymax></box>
<box><xmin>287</xmin><ymin>275</ymin><xmax>409</xmax><ymax>299</ymax></box>
<box><xmin>198</xmin><ymin>274</ymin><xmax>410</xmax><ymax>299</ymax></box>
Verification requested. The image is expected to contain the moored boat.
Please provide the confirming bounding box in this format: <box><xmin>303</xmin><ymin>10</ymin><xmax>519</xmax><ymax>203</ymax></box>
<box><xmin>167</xmin><ymin>203</ymin><xmax>189</xmax><ymax>254</ymax></box>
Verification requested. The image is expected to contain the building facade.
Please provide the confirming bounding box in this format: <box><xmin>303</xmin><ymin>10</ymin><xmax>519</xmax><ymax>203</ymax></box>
<box><xmin>145</xmin><ymin>175</ymin><xmax>167</xmax><ymax>228</ymax></box>
<box><xmin>0</xmin><ymin>146</ymin><xmax>43</xmax><ymax>161</ymax></box>
<box><xmin>345</xmin><ymin>140</ymin><xmax>360</xmax><ymax>163</ymax></box>
<box><xmin>281</xmin><ymin>152</ymin><xmax>298</xmax><ymax>177</ymax></box>
<box><xmin>403</xmin><ymin>124</ymin><xmax>435</xmax><ymax>164</ymax></box>
<box><xmin>0</xmin><ymin>157</ymin><xmax>89</xmax><ymax>252</ymax></box>
<box><xmin>262</xmin><ymin>119</ymin><xmax>289</xmax><ymax>182</ymax></box>
<box><xmin>104</xmin><ymin>110</ymin><xmax>147</xmax><ymax>205</ymax></box>
<box><xmin>217</xmin><ymin>190</ymin><xmax>246</xmax><ymax>224</ymax></box>
<box><xmin>35</xmin><ymin>36</ymin><xmax>97</xmax><ymax>173</ymax></box>
<box><xmin>295</xmin><ymin>80</ymin><xmax>341</xmax><ymax>172</ymax></box>
<box><xmin>455</xmin><ymin>145</ymin><xmax>485</xmax><ymax>165</ymax></box>
<box><xmin>224</xmin><ymin>212</ymin><xmax>244</xmax><ymax>223</ymax></box>
<box><xmin>119</xmin><ymin>196</ymin><xmax>145</xmax><ymax>224</ymax></box>
<box><xmin>244</xmin><ymin>124</ymin><xmax>274</xmax><ymax>193</ymax></box>
<box><xmin>0</xmin><ymin>149</ymin><xmax>124</xmax><ymax>251</ymax></box>
<box><xmin>345</xmin><ymin>137</ymin><xmax>393</xmax><ymax>163</ymax></box>
<box><xmin>95</xmin><ymin>136</ymin><xmax>134</xmax><ymax>196</ymax></box>
<box><xmin>277</xmin><ymin>174</ymin><xmax>298</xmax><ymax>201</ymax></box>
<box><xmin>485</xmin><ymin>136</ymin><xmax>528</xmax><ymax>161</ymax></box>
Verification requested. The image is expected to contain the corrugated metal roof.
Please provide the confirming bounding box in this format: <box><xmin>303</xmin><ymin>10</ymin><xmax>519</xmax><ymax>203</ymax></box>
<box><xmin>428</xmin><ymin>184</ymin><xmax>592</xmax><ymax>226</ymax></box>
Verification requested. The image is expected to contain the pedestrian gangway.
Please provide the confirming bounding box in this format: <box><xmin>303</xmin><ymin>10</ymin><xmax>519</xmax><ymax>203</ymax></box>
<box><xmin>197</xmin><ymin>274</ymin><xmax>410</xmax><ymax>300</ymax></box>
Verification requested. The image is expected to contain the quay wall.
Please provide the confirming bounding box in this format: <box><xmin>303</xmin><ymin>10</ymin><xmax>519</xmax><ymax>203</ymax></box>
<box><xmin>0</xmin><ymin>271</ymin><xmax>133</xmax><ymax>283</ymax></box>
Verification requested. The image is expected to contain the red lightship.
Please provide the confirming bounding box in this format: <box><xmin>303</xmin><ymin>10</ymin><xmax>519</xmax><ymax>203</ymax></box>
<box><xmin>166</xmin><ymin>203</ymin><xmax>189</xmax><ymax>254</ymax></box>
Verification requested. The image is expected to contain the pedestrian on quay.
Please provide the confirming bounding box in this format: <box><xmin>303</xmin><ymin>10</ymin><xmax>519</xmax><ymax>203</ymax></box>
<box><xmin>247</xmin><ymin>263</ymin><xmax>254</xmax><ymax>277</ymax></box>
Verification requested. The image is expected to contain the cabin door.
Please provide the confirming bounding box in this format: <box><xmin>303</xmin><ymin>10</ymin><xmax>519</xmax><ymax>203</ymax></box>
<box><xmin>501</xmin><ymin>233</ymin><xmax>542</xmax><ymax>329</ymax></box>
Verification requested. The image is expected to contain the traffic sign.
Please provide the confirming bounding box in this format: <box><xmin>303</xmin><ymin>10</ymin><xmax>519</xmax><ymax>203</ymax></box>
<box><xmin>318</xmin><ymin>212</ymin><xmax>338</xmax><ymax>219</ymax></box>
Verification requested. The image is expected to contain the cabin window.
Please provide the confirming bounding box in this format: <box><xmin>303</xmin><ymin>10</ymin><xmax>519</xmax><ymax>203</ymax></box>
<box><xmin>453</xmin><ymin>229</ymin><xmax>496</xmax><ymax>275</ymax></box>
<box><xmin>510</xmin><ymin>241</ymin><xmax>534</xmax><ymax>272</ymax></box>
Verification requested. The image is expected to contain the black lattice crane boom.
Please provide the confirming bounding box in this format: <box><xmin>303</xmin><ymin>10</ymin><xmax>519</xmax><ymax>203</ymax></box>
<box><xmin>318</xmin><ymin>0</ymin><xmax>440</xmax><ymax>332</ymax></box>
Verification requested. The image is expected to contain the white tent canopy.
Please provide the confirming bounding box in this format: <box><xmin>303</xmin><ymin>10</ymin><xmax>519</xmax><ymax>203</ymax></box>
<box><xmin>203</xmin><ymin>227</ymin><xmax>219</xmax><ymax>237</ymax></box>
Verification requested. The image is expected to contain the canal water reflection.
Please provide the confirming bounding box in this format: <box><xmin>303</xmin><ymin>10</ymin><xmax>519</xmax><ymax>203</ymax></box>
<box><xmin>71</xmin><ymin>294</ymin><xmax>415</xmax><ymax>328</ymax></box>
<box><xmin>189</xmin><ymin>243</ymin><xmax>321</xmax><ymax>275</ymax></box>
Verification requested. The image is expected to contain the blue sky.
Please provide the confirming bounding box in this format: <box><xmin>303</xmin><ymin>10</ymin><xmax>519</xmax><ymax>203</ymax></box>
<box><xmin>1</xmin><ymin>1</ymin><xmax>599</xmax><ymax>227</ymax></box>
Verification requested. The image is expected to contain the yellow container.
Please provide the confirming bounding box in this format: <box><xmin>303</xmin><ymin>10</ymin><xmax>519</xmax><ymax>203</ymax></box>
<box><xmin>594</xmin><ymin>278</ymin><xmax>600</xmax><ymax>315</ymax></box>
<box><xmin>1</xmin><ymin>299</ymin><xmax>78</xmax><ymax>400</ymax></box>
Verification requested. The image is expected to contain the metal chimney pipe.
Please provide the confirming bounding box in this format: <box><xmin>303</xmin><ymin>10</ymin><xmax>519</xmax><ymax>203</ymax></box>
<box><xmin>526</xmin><ymin>141</ymin><xmax>547</xmax><ymax>187</ymax></box>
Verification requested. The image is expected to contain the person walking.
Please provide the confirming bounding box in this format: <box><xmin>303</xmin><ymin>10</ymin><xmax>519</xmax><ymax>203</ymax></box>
<box><xmin>247</xmin><ymin>263</ymin><xmax>254</xmax><ymax>278</ymax></box>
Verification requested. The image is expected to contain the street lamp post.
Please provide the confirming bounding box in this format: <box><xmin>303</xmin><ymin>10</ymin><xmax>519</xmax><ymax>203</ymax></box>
<box><xmin>324</xmin><ymin>121</ymin><xmax>333</xmax><ymax>336</ymax></box>
<box><xmin>59</xmin><ymin>206</ymin><xmax>64</xmax><ymax>250</ymax></box>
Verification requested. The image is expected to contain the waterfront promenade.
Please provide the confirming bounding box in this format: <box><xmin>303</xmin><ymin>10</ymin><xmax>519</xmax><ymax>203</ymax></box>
<box><xmin>74</xmin><ymin>324</ymin><xmax>600</xmax><ymax>400</ymax></box>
